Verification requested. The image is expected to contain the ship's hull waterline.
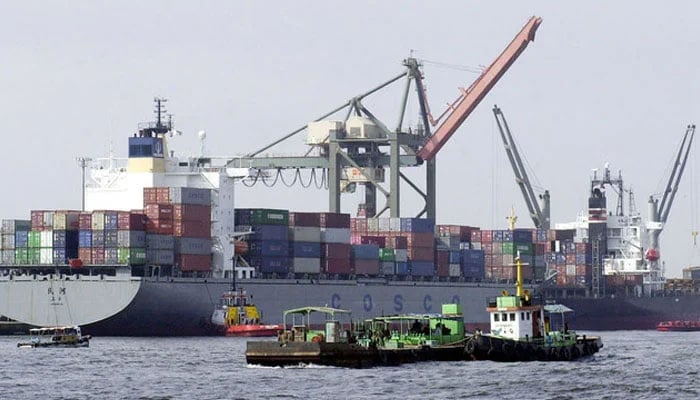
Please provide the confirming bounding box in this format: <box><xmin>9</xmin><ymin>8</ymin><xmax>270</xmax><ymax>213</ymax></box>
<box><xmin>2</xmin><ymin>272</ymin><xmax>699</xmax><ymax>335</ymax></box>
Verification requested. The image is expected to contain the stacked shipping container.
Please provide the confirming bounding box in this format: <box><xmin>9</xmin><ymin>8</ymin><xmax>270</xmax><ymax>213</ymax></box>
<box><xmin>236</xmin><ymin>208</ymin><xmax>290</xmax><ymax>275</ymax></box>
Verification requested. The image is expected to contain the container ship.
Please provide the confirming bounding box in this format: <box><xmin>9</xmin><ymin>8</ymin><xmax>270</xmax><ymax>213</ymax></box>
<box><xmin>1</xmin><ymin>102</ymin><xmax>699</xmax><ymax>335</ymax></box>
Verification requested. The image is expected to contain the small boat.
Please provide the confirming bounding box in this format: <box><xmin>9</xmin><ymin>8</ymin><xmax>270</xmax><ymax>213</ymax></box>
<box><xmin>17</xmin><ymin>326</ymin><xmax>91</xmax><ymax>348</ymax></box>
<box><xmin>245</xmin><ymin>304</ymin><xmax>468</xmax><ymax>368</ymax></box>
<box><xmin>464</xmin><ymin>256</ymin><xmax>603</xmax><ymax>362</ymax></box>
<box><xmin>211</xmin><ymin>288</ymin><xmax>282</xmax><ymax>337</ymax></box>
<box><xmin>656</xmin><ymin>320</ymin><xmax>700</xmax><ymax>332</ymax></box>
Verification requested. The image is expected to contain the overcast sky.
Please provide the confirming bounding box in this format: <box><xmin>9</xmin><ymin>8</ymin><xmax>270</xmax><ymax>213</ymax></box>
<box><xmin>2</xmin><ymin>1</ymin><xmax>700</xmax><ymax>278</ymax></box>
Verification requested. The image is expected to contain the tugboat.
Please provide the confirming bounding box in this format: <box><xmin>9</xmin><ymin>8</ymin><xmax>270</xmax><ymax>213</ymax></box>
<box><xmin>210</xmin><ymin>242</ymin><xmax>282</xmax><ymax>337</ymax></box>
<box><xmin>656</xmin><ymin>320</ymin><xmax>700</xmax><ymax>332</ymax></box>
<box><xmin>464</xmin><ymin>255</ymin><xmax>603</xmax><ymax>361</ymax></box>
<box><xmin>17</xmin><ymin>325</ymin><xmax>91</xmax><ymax>348</ymax></box>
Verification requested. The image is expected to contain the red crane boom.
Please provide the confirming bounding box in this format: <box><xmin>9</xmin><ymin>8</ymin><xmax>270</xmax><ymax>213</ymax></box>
<box><xmin>417</xmin><ymin>16</ymin><xmax>542</xmax><ymax>161</ymax></box>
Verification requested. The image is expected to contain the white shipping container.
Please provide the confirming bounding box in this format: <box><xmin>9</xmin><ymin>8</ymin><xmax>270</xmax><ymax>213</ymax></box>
<box><xmin>1</xmin><ymin>234</ymin><xmax>14</xmax><ymax>250</ymax></box>
<box><xmin>321</xmin><ymin>228</ymin><xmax>351</xmax><ymax>244</ymax></box>
<box><xmin>40</xmin><ymin>248</ymin><xmax>53</xmax><ymax>264</ymax></box>
<box><xmin>367</xmin><ymin>218</ymin><xmax>379</xmax><ymax>232</ymax></box>
<box><xmin>389</xmin><ymin>217</ymin><xmax>402</xmax><ymax>232</ymax></box>
<box><xmin>381</xmin><ymin>261</ymin><xmax>395</xmax><ymax>275</ymax></box>
<box><xmin>471</xmin><ymin>242</ymin><xmax>482</xmax><ymax>250</ymax></box>
<box><xmin>566</xmin><ymin>264</ymin><xmax>576</xmax><ymax>276</ymax></box>
<box><xmin>40</xmin><ymin>231</ymin><xmax>53</xmax><ymax>248</ymax></box>
<box><xmin>449</xmin><ymin>264</ymin><xmax>461</xmax><ymax>277</ymax></box>
<box><xmin>394</xmin><ymin>249</ymin><xmax>408</xmax><ymax>262</ymax></box>
<box><xmin>292</xmin><ymin>257</ymin><xmax>321</xmax><ymax>274</ymax></box>
<box><xmin>289</xmin><ymin>226</ymin><xmax>321</xmax><ymax>242</ymax></box>
<box><xmin>42</xmin><ymin>211</ymin><xmax>54</xmax><ymax>228</ymax></box>
<box><xmin>377</xmin><ymin>218</ymin><xmax>391</xmax><ymax>232</ymax></box>
<box><xmin>53</xmin><ymin>211</ymin><xmax>80</xmax><ymax>231</ymax></box>
<box><xmin>1</xmin><ymin>250</ymin><xmax>15</xmax><ymax>264</ymax></box>
<box><xmin>91</xmin><ymin>211</ymin><xmax>105</xmax><ymax>230</ymax></box>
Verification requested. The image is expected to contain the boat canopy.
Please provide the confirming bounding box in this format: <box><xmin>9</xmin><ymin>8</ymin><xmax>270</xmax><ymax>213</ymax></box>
<box><xmin>283</xmin><ymin>306</ymin><xmax>351</xmax><ymax>318</ymax></box>
<box><xmin>544</xmin><ymin>304</ymin><xmax>574</xmax><ymax>314</ymax></box>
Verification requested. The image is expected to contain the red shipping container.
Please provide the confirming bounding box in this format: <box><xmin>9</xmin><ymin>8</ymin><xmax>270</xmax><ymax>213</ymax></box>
<box><xmin>289</xmin><ymin>212</ymin><xmax>321</xmax><ymax>227</ymax></box>
<box><xmin>79</xmin><ymin>213</ymin><xmax>92</xmax><ymax>230</ymax></box>
<box><xmin>91</xmin><ymin>247</ymin><xmax>105</xmax><ymax>264</ymax></box>
<box><xmin>145</xmin><ymin>204</ymin><xmax>174</xmax><ymax>221</ymax></box>
<box><xmin>322</xmin><ymin>243</ymin><xmax>352</xmax><ymax>259</ymax></box>
<box><xmin>156</xmin><ymin>187</ymin><xmax>170</xmax><ymax>204</ymax></box>
<box><xmin>145</xmin><ymin>219</ymin><xmax>174</xmax><ymax>235</ymax></box>
<box><xmin>470</xmin><ymin>230</ymin><xmax>482</xmax><ymax>243</ymax></box>
<box><xmin>319</xmin><ymin>212</ymin><xmax>350</xmax><ymax>228</ymax></box>
<box><xmin>354</xmin><ymin>259</ymin><xmax>380</xmax><ymax>275</ymax></box>
<box><xmin>386</xmin><ymin>236</ymin><xmax>408</xmax><ymax>249</ymax></box>
<box><xmin>360</xmin><ymin>235</ymin><xmax>386</xmax><ymax>247</ymax></box>
<box><xmin>350</xmin><ymin>233</ymin><xmax>362</xmax><ymax>245</ymax></box>
<box><xmin>177</xmin><ymin>254</ymin><xmax>212</xmax><ymax>271</ymax></box>
<box><xmin>78</xmin><ymin>247</ymin><xmax>92</xmax><ymax>264</ymax></box>
<box><xmin>407</xmin><ymin>246</ymin><xmax>434</xmax><ymax>261</ymax></box>
<box><xmin>481</xmin><ymin>230</ymin><xmax>493</xmax><ymax>243</ymax></box>
<box><xmin>118</xmin><ymin>212</ymin><xmax>146</xmax><ymax>230</ymax></box>
<box><xmin>143</xmin><ymin>187</ymin><xmax>159</xmax><ymax>205</ymax></box>
<box><xmin>405</xmin><ymin>232</ymin><xmax>434</xmax><ymax>248</ymax></box>
<box><xmin>436</xmin><ymin>263</ymin><xmax>450</xmax><ymax>277</ymax></box>
<box><xmin>350</xmin><ymin>218</ymin><xmax>368</xmax><ymax>233</ymax></box>
<box><xmin>436</xmin><ymin>250</ymin><xmax>449</xmax><ymax>266</ymax></box>
<box><xmin>173</xmin><ymin>204</ymin><xmax>211</xmax><ymax>222</ymax></box>
<box><xmin>173</xmin><ymin>220</ymin><xmax>211</xmax><ymax>238</ymax></box>
<box><xmin>322</xmin><ymin>257</ymin><xmax>352</xmax><ymax>274</ymax></box>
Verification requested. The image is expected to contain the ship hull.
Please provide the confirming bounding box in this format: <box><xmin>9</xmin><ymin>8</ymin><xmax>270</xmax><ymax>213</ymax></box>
<box><xmin>2</xmin><ymin>273</ymin><xmax>700</xmax><ymax>335</ymax></box>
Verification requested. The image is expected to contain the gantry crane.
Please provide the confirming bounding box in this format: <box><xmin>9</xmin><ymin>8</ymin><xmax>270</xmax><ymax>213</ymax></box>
<box><xmin>492</xmin><ymin>105</ymin><xmax>550</xmax><ymax>230</ymax></box>
<box><xmin>227</xmin><ymin>17</ymin><xmax>542</xmax><ymax>219</ymax></box>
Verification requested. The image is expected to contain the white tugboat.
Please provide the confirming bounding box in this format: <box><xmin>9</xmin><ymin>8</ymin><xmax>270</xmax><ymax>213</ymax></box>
<box><xmin>464</xmin><ymin>255</ymin><xmax>603</xmax><ymax>361</ymax></box>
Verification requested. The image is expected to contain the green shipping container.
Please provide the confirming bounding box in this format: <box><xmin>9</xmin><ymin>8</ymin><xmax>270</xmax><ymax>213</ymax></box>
<box><xmin>379</xmin><ymin>248</ymin><xmax>395</xmax><ymax>262</ymax></box>
<box><xmin>118</xmin><ymin>247</ymin><xmax>147</xmax><ymax>265</ymax></box>
<box><xmin>14</xmin><ymin>248</ymin><xmax>28</xmax><ymax>265</ymax></box>
<box><xmin>502</xmin><ymin>242</ymin><xmax>514</xmax><ymax>255</ymax></box>
<box><xmin>28</xmin><ymin>231</ymin><xmax>41</xmax><ymax>248</ymax></box>
<box><xmin>250</xmin><ymin>209</ymin><xmax>289</xmax><ymax>226</ymax></box>
<box><xmin>28</xmin><ymin>248</ymin><xmax>41</xmax><ymax>264</ymax></box>
<box><xmin>515</xmin><ymin>243</ymin><xmax>533</xmax><ymax>255</ymax></box>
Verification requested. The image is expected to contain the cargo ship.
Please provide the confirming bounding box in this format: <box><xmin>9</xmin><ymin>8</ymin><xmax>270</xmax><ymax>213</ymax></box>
<box><xmin>1</xmin><ymin>100</ymin><xmax>699</xmax><ymax>335</ymax></box>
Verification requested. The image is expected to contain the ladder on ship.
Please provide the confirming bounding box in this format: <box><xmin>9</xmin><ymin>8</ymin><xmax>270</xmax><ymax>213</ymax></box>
<box><xmin>591</xmin><ymin>238</ymin><xmax>604</xmax><ymax>298</ymax></box>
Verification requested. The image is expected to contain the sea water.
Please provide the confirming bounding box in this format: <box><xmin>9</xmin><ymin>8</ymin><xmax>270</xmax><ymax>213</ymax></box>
<box><xmin>1</xmin><ymin>331</ymin><xmax>697</xmax><ymax>399</ymax></box>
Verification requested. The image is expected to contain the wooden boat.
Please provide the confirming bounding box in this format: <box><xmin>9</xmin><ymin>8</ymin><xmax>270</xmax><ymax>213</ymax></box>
<box><xmin>211</xmin><ymin>288</ymin><xmax>282</xmax><ymax>337</ymax></box>
<box><xmin>464</xmin><ymin>256</ymin><xmax>603</xmax><ymax>361</ymax></box>
<box><xmin>17</xmin><ymin>326</ymin><xmax>91</xmax><ymax>348</ymax></box>
<box><xmin>245</xmin><ymin>304</ymin><xmax>468</xmax><ymax>368</ymax></box>
<box><xmin>656</xmin><ymin>320</ymin><xmax>700</xmax><ymax>332</ymax></box>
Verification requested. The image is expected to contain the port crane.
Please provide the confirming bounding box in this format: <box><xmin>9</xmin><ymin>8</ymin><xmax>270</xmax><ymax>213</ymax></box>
<box><xmin>492</xmin><ymin>105</ymin><xmax>550</xmax><ymax>230</ymax></box>
<box><xmin>227</xmin><ymin>17</ymin><xmax>542</xmax><ymax>219</ymax></box>
<box><xmin>646</xmin><ymin>124</ymin><xmax>696</xmax><ymax>268</ymax></box>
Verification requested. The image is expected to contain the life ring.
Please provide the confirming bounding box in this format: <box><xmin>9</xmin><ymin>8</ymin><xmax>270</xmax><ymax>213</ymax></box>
<box><xmin>465</xmin><ymin>339</ymin><xmax>476</xmax><ymax>355</ymax></box>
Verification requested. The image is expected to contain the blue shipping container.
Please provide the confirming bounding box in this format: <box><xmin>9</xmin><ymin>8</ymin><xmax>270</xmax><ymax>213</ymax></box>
<box><xmin>352</xmin><ymin>244</ymin><xmax>379</xmax><ymax>260</ymax></box>
<box><xmin>512</xmin><ymin>229</ymin><xmax>532</xmax><ymax>244</ymax></box>
<box><xmin>249</xmin><ymin>240</ymin><xmax>289</xmax><ymax>257</ymax></box>
<box><xmin>493</xmin><ymin>230</ymin><xmax>504</xmax><ymax>242</ymax></box>
<box><xmin>251</xmin><ymin>224</ymin><xmax>289</xmax><ymax>241</ymax></box>
<box><xmin>409</xmin><ymin>261</ymin><xmax>435</xmax><ymax>276</ymax></box>
<box><xmin>291</xmin><ymin>242</ymin><xmax>321</xmax><ymax>258</ymax></box>
<box><xmin>104</xmin><ymin>213</ymin><xmax>119</xmax><ymax>230</ymax></box>
<box><xmin>79</xmin><ymin>230</ymin><xmax>92</xmax><ymax>248</ymax></box>
<box><xmin>400</xmin><ymin>218</ymin><xmax>435</xmax><ymax>234</ymax></box>
<box><xmin>395</xmin><ymin>261</ymin><xmax>409</xmax><ymax>275</ymax></box>
<box><xmin>462</xmin><ymin>263</ymin><xmax>485</xmax><ymax>279</ymax></box>
<box><xmin>14</xmin><ymin>231</ymin><xmax>29</xmax><ymax>248</ymax></box>
<box><xmin>503</xmin><ymin>230</ymin><xmax>513</xmax><ymax>242</ymax></box>
<box><xmin>249</xmin><ymin>256</ymin><xmax>290</xmax><ymax>274</ymax></box>
<box><xmin>448</xmin><ymin>251</ymin><xmax>461</xmax><ymax>264</ymax></box>
<box><xmin>460</xmin><ymin>249</ymin><xmax>485</xmax><ymax>263</ymax></box>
